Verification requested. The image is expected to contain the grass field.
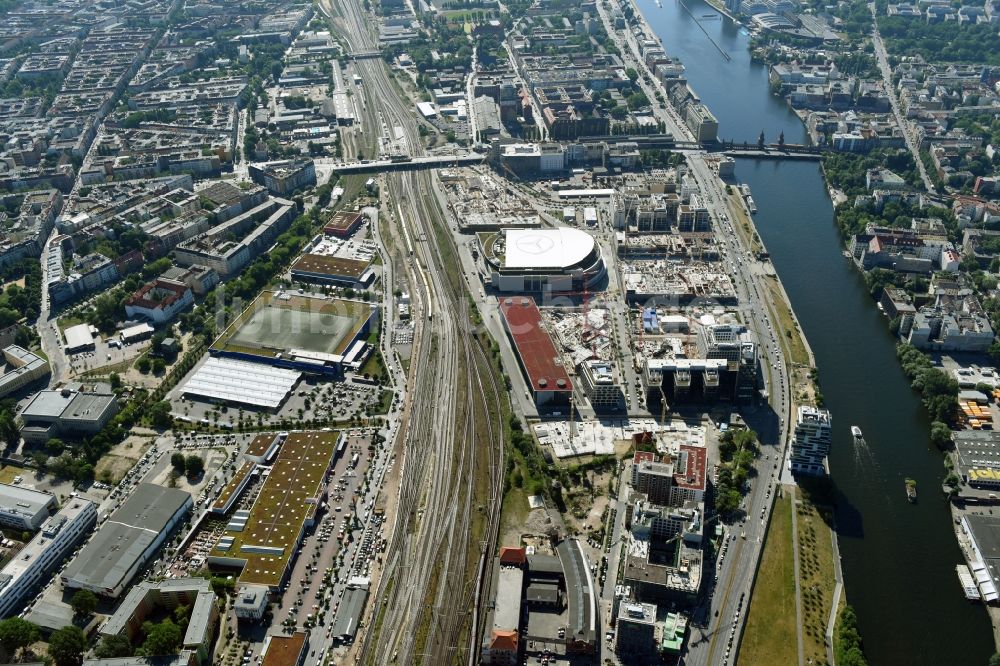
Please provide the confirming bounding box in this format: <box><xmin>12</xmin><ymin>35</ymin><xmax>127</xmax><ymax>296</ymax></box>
<box><xmin>94</xmin><ymin>454</ymin><xmax>139</xmax><ymax>485</ymax></box>
<box><xmin>797</xmin><ymin>498</ymin><xmax>837</xmax><ymax>665</ymax></box>
<box><xmin>739</xmin><ymin>491</ymin><xmax>798</xmax><ymax>666</ymax></box>
<box><xmin>213</xmin><ymin>291</ymin><xmax>372</xmax><ymax>358</ymax></box>
<box><xmin>0</xmin><ymin>466</ymin><xmax>22</xmax><ymax>485</ymax></box>
<box><xmin>764</xmin><ymin>275</ymin><xmax>810</xmax><ymax>367</ymax></box>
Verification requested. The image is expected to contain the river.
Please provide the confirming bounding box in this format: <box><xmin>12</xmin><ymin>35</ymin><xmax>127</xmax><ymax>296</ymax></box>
<box><xmin>634</xmin><ymin>0</ymin><xmax>996</xmax><ymax>663</ymax></box>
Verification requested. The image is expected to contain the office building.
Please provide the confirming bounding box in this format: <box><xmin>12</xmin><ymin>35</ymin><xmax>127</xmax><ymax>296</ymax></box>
<box><xmin>234</xmin><ymin>584</ymin><xmax>270</xmax><ymax>622</ymax></box>
<box><xmin>616</xmin><ymin>601</ymin><xmax>658</xmax><ymax>658</ymax></box>
<box><xmin>789</xmin><ymin>406</ymin><xmax>832</xmax><ymax>476</ymax></box>
<box><xmin>0</xmin><ymin>483</ymin><xmax>56</xmax><ymax>531</ymax></box>
<box><xmin>633</xmin><ymin>458</ymin><xmax>674</xmax><ymax>506</ymax></box>
<box><xmin>0</xmin><ymin>346</ymin><xmax>49</xmax><ymax>399</ymax></box>
<box><xmin>0</xmin><ymin>498</ymin><xmax>96</xmax><ymax>618</ymax></box>
<box><xmin>579</xmin><ymin>360</ymin><xmax>623</xmax><ymax>411</ymax></box>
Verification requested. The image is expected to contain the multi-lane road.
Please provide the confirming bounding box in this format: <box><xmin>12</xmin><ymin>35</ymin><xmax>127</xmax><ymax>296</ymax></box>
<box><xmin>683</xmin><ymin>153</ymin><xmax>793</xmax><ymax>666</ymax></box>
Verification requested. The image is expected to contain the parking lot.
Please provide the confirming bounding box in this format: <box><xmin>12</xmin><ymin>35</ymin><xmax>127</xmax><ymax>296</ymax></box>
<box><xmin>168</xmin><ymin>360</ymin><xmax>391</xmax><ymax>428</ymax></box>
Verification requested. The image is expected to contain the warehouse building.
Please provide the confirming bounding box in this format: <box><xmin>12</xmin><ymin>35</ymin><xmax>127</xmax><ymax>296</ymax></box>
<box><xmin>330</xmin><ymin>578</ymin><xmax>369</xmax><ymax>643</ymax></box>
<box><xmin>324</xmin><ymin>211</ymin><xmax>364</xmax><ymax>238</ymax></box>
<box><xmin>0</xmin><ymin>346</ymin><xmax>50</xmax><ymax>399</ymax></box>
<box><xmin>181</xmin><ymin>357</ymin><xmax>301</xmax><ymax>410</ymax></box>
<box><xmin>62</xmin><ymin>483</ymin><xmax>192</xmax><ymax>598</ymax></box>
<box><xmin>0</xmin><ymin>498</ymin><xmax>96</xmax><ymax>618</ymax></box>
<box><xmin>290</xmin><ymin>254</ymin><xmax>374</xmax><ymax>288</ymax></box>
<box><xmin>0</xmin><ymin>483</ymin><xmax>57</xmax><ymax>531</ymax></box>
<box><xmin>63</xmin><ymin>324</ymin><xmax>95</xmax><ymax>353</ymax></box>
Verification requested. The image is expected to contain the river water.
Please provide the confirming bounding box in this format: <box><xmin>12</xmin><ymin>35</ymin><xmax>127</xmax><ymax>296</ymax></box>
<box><xmin>635</xmin><ymin>0</ymin><xmax>996</xmax><ymax>662</ymax></box>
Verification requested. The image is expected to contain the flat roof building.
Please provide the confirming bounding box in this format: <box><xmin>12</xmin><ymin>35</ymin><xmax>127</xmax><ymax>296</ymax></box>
<box><xmin>181</xmin><ymin>357</ymin><xmax>301</xmax><ymax>411</ymax></box>
<box><xmin>0</xmin><ymin>346</ymin><xmax>50</xmax><ymax>399</ymax></box>
<box><xmin>19</xmin><ymin>385</ymin><xmax>119</xmax><ymax>444</ymax></box>
<box><xmin>63</xmin><ymin>323</ymin><xmax>95</xmax><ymax>353</ymax></box>
<box><xmin>234</xmin><ymin>584</ymin><xmax>270</xmax><ymax>622</ymax></box>
<box><xmin>208</xmin><ymin>431</ymin><xmax>339</xmax><ymax>591</ymax></box>
<box><xmin>0</xmin><ymin>483</ymin><xmax>57</xmax><ymax>531</ymax></box>
<box><xmin>498</xmin><ymin>297</ymin><xmax>573</xmax><ymax>407</ymax></box>
<box><xmin>324</xmin><ymin>211</ymin><xmax>363</xmax><ymax>238</ymax></box>
<box><xmin>290</xmin><ymin>255</ymin><xmax>373</xmax><ymax>289</ymax></box>
<box><xmin>62</xmin><ymin>483</ymin><xmax>192</xmax><ymax>598</ymax></box>
<box><xmin>261</xmin><ymin>631</ymin><xmax>308</xmax><ymax>666</ymax></box>
<box><xmin>954</xmin><ymin>431</ymin><xmax>1000</xmax><ymax>491</ymax></box>
<box><xmin>100</xmin><ymin>578</ymin><xmax>218</xmax><ymax>665</ymax></box>
<box><xmin>0</xmin><ymin>498</ymin><xmax>96</xmax><ymax>618</ymax></box>
<box><xmin>248</xmin><ymin>160</ymin><xmax>316</xmax><ymax>197</ymax></box>
<box><xmin>789</xmin><ymin>406</ymin><xmax>832</xmax><ymax>477</ymax></box>
<box><xmin>330</xmin><ymin>580</ymin><xmax>368</xmax><ymax>642</ymax></box>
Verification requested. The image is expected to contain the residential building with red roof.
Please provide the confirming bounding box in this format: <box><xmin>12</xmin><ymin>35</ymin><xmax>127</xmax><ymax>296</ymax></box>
<box><xmin>124</xmin><ymin>277</ymin><xmax>194</xmax><ymax>324</ymax></box>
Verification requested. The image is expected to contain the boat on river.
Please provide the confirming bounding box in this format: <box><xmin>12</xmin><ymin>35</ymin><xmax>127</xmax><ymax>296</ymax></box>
<box><xmin>851</xmin><ymin>425</ymin><xmax>862</xmax><ymax>438</ymax></box>
<box><xmin>905</xmin><ymin>478</ymin><xmax>917</xmax><ymax>503</ymax></box>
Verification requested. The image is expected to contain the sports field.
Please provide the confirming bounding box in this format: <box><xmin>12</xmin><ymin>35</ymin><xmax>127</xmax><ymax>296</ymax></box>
<box><xmin>212</xmin><ymin>291</ymin><xmax>371</xmax><ymax>358</ymax></box>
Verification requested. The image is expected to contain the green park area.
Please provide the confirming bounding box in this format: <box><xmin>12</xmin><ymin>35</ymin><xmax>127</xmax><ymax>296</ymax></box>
<box><xmin>739</xmin><ymin>491</ymin><xmax>797</xmax><ymax>665</ymax></box>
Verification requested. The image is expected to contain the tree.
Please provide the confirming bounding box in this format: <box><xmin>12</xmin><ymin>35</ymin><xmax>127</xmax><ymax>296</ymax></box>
<box><xmin>71</xmin><ymin>589</ymin><xmax>97</xmax><ymax>618</ymax></box>
<box><xmin>45</xmin><ymin>437</ymin><xmax>65</xmax><ymax>456</ymax></box>
<box><xmin>0</xmin><ymin>617</ymin><xmax>40</xmax><ymax>658</ymax></box>
<box><xmin>136</xmin><ymin>356</ymin><xmax>151</xmax><ymax>374</ymax></box>
<box><xmin>184</xmin><ymin>454</ymin><xmax>204</xmax><ymax>478</ymax></box>
<box><xmin>48</xmin><ymin>625</ymin><xmax>86</xmax><ymax>666</ymax></box>
<box><xmin>170</xmin><ymin>452</ymin><xmax>186</xmax><ymax>474</ymax></box>
<box><xmin>988</xmin><ymin>653</ymin><xmax>1000</xmax><ymax>666</ymax></box>
<box><xmin>930</xmin><ymin>421</ymin><xmax>952</xmax><ymax>450</ymax></box>
<box><xmin>94</xmin><ymin>634</ymin><xmax>132</xmax><ymax>658</ymax></box>
<box><xmin>149</xmin><ymin>401</ymin><xmax>173</xmax><ymax>430</ymax></box>
<box><xmin>139</xmin><ymin>620</ymin><xmax>181</xmax><ymax>656</ymax></box>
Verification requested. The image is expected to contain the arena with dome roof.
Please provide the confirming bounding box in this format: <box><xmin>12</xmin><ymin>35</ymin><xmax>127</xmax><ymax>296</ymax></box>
<box><xmin>479</xmin><ymin>227</ymin><xmax>606</xmax><ymax>292</ymax></box>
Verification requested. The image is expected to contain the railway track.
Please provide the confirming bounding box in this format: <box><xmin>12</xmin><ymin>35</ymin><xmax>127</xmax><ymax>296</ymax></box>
<box><xmin>317</xmin><ymin>1</ymin><xmax>507</xmax><ymax>661</ymax></box>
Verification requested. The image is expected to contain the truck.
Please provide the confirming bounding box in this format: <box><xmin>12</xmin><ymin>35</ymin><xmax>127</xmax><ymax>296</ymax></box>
<box><xmin>350</xmin><ymin>452</ymin><xmax>360</xmax><ymax>469</ymax></box>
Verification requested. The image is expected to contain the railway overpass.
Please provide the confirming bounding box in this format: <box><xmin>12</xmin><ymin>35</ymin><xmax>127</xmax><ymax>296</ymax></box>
<box><xmin>326</xmin><ymin>153</ymin><xmax>486</xmax><ymax>175</ymax></box>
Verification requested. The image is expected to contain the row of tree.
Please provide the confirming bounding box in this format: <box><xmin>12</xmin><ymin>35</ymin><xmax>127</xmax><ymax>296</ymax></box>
<box><xmin>834</xmin><ymin>605</ymin><xmax>869</xmax><ymax>666</ymax></box>
<box><xmin>896</xmin><ymin>343</ymin><xmax>959</xmax><ymax>423</ymax></box>
<box><xmin>715</xmin><ymin>428</ymin><xmax>759</xmax><ymax>515</ymax></box>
